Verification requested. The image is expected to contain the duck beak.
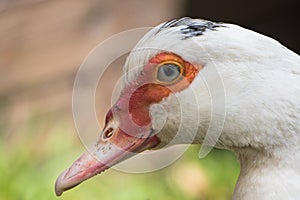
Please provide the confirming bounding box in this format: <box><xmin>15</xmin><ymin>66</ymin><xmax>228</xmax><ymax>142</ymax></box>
<box><xmin>55</xmin><ymin>127</ymin><xmax>160</xmax><ymax>196</ymax></box>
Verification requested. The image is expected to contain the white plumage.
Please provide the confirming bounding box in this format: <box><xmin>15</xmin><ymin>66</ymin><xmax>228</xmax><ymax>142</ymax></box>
<box><xmin>56</xmin><ymin>18</ymin><xmax>300</xmax><ymax>199</ymax></box>
<box><xmin>143</xmin><ymin>18</ymin><xmax>300</xmax><ymax>199</ymax></box>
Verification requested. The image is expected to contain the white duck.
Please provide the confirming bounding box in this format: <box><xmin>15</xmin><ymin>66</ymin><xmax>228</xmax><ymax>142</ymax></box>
<box><xmin>55</xmin><ymin>18</ymin><xmax>300</xmax><ymax>199</ymax></box>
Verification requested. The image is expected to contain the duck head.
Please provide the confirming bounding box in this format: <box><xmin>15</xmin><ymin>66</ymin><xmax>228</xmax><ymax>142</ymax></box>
<box><xmin>55</xmin><ymin>18</ymin><xmax>300</xmax><ymax>196</ymax></box>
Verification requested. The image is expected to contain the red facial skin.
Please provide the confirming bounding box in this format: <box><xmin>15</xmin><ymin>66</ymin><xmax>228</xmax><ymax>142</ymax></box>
<box><xmin>117</xmin><ymin>52</ymin><xmax>200</xmax><ymax>127</ymax></box>
<box><xmin>55</xmin><ymin>52</ymin><xmax>201</xmax><ymax>196</ymax></box>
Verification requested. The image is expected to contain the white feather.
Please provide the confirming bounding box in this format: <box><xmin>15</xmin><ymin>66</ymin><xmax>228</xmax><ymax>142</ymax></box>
<box><xmin>124</xmin><ymin>18</ymin><xmax>300</xmax><ymax>199</ymax></box>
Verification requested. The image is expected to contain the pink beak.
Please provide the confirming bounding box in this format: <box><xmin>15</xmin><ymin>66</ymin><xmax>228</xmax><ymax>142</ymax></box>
<box><xmin>55</xmin><ymin>127</ymin><xmax>160</xmax><ymax>196</ymax></box>
<box><xmin>55</xmin><ymin>74</ymin><xmax>165</xmax><ymax>196</ymax></box>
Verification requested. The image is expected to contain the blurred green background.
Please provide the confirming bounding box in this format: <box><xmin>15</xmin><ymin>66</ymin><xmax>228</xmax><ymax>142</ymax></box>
<box><xmin>1</xmin><ymin>0</ymin><xmax>298</xmax><ymax>199</ymax></box>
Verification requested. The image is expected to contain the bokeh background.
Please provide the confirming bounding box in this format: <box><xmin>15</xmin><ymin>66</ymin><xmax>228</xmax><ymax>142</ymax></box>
<box><xmin>0</xmin><ymin>0</ymin><xmax>299</xmax><ymax>200</ymax></box>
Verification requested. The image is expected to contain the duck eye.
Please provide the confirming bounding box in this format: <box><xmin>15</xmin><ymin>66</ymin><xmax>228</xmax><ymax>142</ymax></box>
<box><xmin>157</xmin><ymin>63</ymin><xmax>182</xmax><ymax>83</ymax></box>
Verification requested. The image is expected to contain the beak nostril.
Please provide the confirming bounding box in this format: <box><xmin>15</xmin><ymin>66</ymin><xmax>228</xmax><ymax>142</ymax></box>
<box><xmin>103</xmin><ymin>127</ymin><xmax>114</xmax><ymax>139</ymax></box>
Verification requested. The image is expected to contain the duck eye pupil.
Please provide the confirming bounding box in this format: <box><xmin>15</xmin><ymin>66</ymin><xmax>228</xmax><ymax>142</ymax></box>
<box><xmin>157</xmin><ymin>63</ymin><xmax>181</xmax><ymax>83</ymax></box>
<box><xmin>163</xmin><ymin>64</ymin><xmax>178</xmax><ymax>76</ymax></box>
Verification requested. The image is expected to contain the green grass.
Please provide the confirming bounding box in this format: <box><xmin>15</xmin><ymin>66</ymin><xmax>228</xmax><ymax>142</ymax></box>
<box><xmin>0</xmin><ymin>113</ymin><xmax>239</xmax><ymax>200</ymax></box>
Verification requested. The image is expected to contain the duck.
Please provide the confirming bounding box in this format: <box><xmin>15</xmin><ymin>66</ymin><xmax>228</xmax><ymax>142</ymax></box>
<box><xmin>55</xmin><ymin>17</ymin><xmax>300</xmax><ymax>199</ymax></box>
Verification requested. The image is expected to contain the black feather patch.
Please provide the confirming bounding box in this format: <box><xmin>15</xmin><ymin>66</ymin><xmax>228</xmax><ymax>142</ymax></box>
<box><xmin>157</xmin><ymin>17</ymin><xmax>225</xmax><ymax>39</ymax></box>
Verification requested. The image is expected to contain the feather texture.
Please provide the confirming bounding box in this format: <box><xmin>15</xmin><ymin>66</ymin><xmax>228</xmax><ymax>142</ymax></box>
<box><xmin>125</xmin><ymin>18</ymin><xmax>300</xmax><ymax>199</ymax></box>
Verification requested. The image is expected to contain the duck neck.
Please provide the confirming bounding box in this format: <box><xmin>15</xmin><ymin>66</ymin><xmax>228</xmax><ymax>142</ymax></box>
<box><xmin>232</xmin><ymin>146</ymin><xmax>300</xmax><ymax>200</ymax></box>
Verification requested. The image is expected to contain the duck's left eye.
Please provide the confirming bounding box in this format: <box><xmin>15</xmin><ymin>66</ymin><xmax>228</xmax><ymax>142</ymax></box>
<box><xmin>157</xmin><ymin>63</ymin><xmax>182</xmax><ymax>83</ymax></box>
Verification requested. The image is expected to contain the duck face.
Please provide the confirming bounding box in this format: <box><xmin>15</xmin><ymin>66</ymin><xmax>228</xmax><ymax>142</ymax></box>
<box><xmin>55</xmin><ymin>52</ymin><xmax>202</xmax><ymax>196</ymax></box>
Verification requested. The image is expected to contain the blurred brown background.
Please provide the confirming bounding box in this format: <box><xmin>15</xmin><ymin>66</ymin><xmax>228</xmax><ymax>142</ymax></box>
<box><xmin>0</xmin><ymin>0</ymin><xmax>299</xmax><ymax>199</ymax></box>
